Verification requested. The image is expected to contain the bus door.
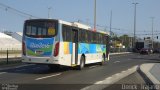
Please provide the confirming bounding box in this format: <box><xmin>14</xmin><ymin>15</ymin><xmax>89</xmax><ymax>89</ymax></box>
<box><xmin>71</xmin><ymin>29</ymin><xmax>78</xmax><ymax>65</ymax></box>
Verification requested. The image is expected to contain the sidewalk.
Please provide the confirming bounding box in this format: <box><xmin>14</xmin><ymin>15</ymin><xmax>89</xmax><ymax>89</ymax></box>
<box><xmin>140</xmin><ymin>63</ymin><xmax>160</xmax><ymax>84</ymax></box>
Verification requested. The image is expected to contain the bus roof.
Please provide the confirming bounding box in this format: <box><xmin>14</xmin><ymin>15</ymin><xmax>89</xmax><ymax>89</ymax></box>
<box><xmin>58</xmin><ymin>20</ymin><xmax>91</xmax><ymax>30</ymax></box>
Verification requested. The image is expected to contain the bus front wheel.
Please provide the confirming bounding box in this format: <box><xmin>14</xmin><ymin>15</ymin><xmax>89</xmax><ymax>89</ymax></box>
<box><xmin>100</xmin><ymin>54</ymin><xmax>105</xmax><ymax>65</ymax></box>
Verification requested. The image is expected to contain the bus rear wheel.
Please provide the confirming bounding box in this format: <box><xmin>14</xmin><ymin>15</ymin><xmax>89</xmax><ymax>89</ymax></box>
<box><xmin>77</xmin><ymin>56</ymin><xmax>85</xmax><ymax>70</ymax></box>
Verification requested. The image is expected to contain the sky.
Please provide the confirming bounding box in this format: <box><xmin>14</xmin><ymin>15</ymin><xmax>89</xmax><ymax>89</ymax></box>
<box><xmin>0</xmin><ymin>0</ymin><xmax>160</xmax><ymax>39</ymax></box>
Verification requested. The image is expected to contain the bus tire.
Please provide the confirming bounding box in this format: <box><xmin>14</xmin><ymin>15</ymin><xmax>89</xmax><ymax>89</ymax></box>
<box><xmin>77</xmin><ymin>56</ymin><xmax>85</xmax><ymax>70</ymax></box>
<box><xmin>100</xmin><ymin>54</ymin><xmax>105</xmax><ymax>65</ymax></box>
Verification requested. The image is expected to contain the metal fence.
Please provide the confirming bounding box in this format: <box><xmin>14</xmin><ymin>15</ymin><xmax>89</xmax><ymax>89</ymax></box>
<box><xmin>0</xmin><ymin>50</ymin><xmax>21</xmax><ymax>65</ymax></box>
<box><xmin>110</xmin><ymin>48</ymin><xmax>132</xmax><ymax>53</ymax></box>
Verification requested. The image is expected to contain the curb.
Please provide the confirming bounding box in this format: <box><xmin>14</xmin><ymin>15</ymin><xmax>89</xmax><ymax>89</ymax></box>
<box><xmin>137</xmin><ymin>65</ymin><xmax>154</xmax><ymax>85</ymax></box>
<box><xmin>138</xmin><ymin>64</ymin><xmax>160</xmax><ymax>85</ymax></box>
<box><xmin>81</xmin><ymin>65</ymin><xmax>138</xmax><ymax>90</ymax></box>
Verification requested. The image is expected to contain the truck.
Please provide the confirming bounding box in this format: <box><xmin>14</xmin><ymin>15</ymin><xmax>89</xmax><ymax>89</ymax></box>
<box><xmin>135</xmin><ymin>42</ymin><xmax>144</xmax><ymax>51</ymax></box>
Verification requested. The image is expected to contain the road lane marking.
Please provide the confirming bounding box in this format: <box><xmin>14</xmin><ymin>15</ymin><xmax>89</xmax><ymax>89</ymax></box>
<box><xmin>89</xmin><ymin>66</ymin><xmax>98</xmax><ymax>68</ymax></box>
<box><xmin>113</xmin><ymin>61</ymin><xmax>120</xmax><ymax>63</ymax></box>
<box><xmin>95</xmin><ymin>81</ymin><xmax>103</xmax><ymax>84</ymax></box>
<box><xmin>105</xmin><ymin>76</ymin><xmax>112</xmax><ymax>79</ymax></box>
<box><xmin>35</xmin><ymin>73</ymin><xmax>61</xmax><ymax>80</ymax></box>
<box><xmin>0</xmin><ymin>72</ymin><xmax>6</xmax><ymax>75</ymax></box>
<box><xmin>81</xmin><ymin>65</ymin><xmax>138</xmax><ymax>90</ymax></box>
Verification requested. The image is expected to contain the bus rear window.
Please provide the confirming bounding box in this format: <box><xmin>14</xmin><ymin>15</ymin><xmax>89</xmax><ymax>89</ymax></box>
<box><xmin>24</xmin><ymin>20</ymin><xmax>57</xmax><ymax>38</ymax></box>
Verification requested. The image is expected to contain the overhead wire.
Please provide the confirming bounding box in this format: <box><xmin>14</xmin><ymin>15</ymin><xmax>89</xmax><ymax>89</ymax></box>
<box><xmin>0</xmin><ymin>2</ymin><xmax>40</xmax><ymax>19</ymax></box>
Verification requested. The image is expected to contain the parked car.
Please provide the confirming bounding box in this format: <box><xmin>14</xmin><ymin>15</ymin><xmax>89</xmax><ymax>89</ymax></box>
<box><xmin>140</xmin><ymin>48</ymin><xmax>149</xmax><ymax>54</ymax></box>
<box><xmin>153</xmin><ymin>48</ymin><xmax>160</xmax><ymax>53</ymax></box>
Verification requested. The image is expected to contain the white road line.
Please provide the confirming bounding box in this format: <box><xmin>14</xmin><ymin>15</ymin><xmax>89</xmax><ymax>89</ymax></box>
<box><xmin>113</xmin><ymin>61</ymin><xmax>120</xmax><ymax>63</ymax></box>
<box><xmin>0</xmin><ymin>72</ymin><xmax>6</xmax><ymax>75</ymax></box>
<box><xmin>105</xmin><ymin>77</ymin><xmax>112</xmax><ymax>80</ymax></box>
<box><xmin>35</xmin><ymin>73</ymin><xmax>61</xmax><ymax>80</ymax></box>
<box><xmin>95</xmin><ymin>81</ymin><xmax>103</xmax><ymax>84</ymax></box>
<box><xmin>89</xmin><ymin>66</ymin><xmax>98</xmax><ymax>68</ymax></box>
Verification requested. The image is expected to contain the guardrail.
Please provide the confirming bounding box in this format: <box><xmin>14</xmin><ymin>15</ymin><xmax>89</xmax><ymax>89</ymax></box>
<box><xmin>110</xmin><ymin>48</ymin><xmax>132</xmax><ymax>53</ymax></box>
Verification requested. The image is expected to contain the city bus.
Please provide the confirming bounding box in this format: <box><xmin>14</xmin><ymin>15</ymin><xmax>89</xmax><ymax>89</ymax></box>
<box><xmin>22</xmin><ymin>19</ymin><xmax>110</xmax><ymax>70</ymax></box>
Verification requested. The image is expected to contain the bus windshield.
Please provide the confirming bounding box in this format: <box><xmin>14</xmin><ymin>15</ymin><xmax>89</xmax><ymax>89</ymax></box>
<box><xmin>24</xmin><ymin>20</ymin><xmax>58</xmax><ymax>38</ymax></box>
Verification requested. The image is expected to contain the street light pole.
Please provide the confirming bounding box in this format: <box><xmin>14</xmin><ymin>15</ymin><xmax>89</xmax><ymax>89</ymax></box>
<box><xmin>110</xmin><ymin>10</ymin><xmax>112</xmax><ymax>37</ymax></box>
<box><xmin>151</xmin><ymin>17</ymin><xmax>155</xmax><ymax>48</ymax></box>
<box><xmin>132</xmin><ymin>3</ymin><xmax>138</xmax><ymax>49</ymax></box>
<box><xmin>94</xmin><ymin>0</ymin><xmax>96</xmax><ymax>32</ymax></box>
<box><xmin>48</xmin><ymin>7</ymin><xmax>52</xmax><ymax>19</ymax></box>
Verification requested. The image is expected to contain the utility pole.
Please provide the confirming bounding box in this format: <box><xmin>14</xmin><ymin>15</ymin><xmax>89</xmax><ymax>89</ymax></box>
<box><xmin>151</xmin><ymin>17</ymin><xmax>155</xmax><ymax>48</ymax></box>
<box><xmin>94</xmin><ymin>0</ymin><xmax>97</xmax><ymax>32</ymax></box>
<box><xmin>48</xmin><ymin>7</ymin><xmax>52</xmax><ymax>19</ymax></box>
<box><xmin>132</xmin><ymin>3</ymin><xmax>138</xmax><ymax>50</ymax></box>
<box><xmin>110</xmin><ymin>10</ymin><xmax>112</xmax><ymax>37</ymax></box>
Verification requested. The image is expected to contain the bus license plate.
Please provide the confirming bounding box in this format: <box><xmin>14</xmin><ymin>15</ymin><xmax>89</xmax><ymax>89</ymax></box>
<box><xmin>35</xmin><ymin>50</ymin><xmax>44</xmax><ymax>55</ymax></box>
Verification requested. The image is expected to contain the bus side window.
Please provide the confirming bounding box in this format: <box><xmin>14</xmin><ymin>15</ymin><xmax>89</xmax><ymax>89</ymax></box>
<box><xmin>62</xmin><ymin>25</ymin><xmax>72</xmax><ymax>42</ymax></box>
<box><xmin>66</xmin><ymin>27</ymin><xmax>72</xmax><ymax>42</ymax></box>
<box><xmin>85</xmin><ymin>30</ymin><xmax>88</xmax><ymax>43</ymax></box>
<box><xmin>91</xmin><ymin>32</ymin><xmax>94</xmax><ymax>43</ymax></box>
<box><xmin>88</xmin><ymin>31</ymin><xmax>91</xmax><ymax>43</ymax></box>
<box><xmin>78</xmin><ymin>29</ymin><xmax>81</xmax><ymax>42</ymax></box>
<box><xmin>93</xmin><ymin>33</ymin><xmax>97</xmax><ymax>43</ymax></box>
<box><xmin>81</xmin><ymin>30</ymin><xmax>85</xmax><ymax>43</ymax></box>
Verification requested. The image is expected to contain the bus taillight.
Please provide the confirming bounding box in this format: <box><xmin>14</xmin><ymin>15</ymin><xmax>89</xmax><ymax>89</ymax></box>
<box><xmin>22</xmin><ymin>42</ymin><xmax>26</xmax><ymax>55</ymax></box>
<box><xmin>54</xmin><ymin>42</ymin><xmax>59</xmax><ymax>57</ymax></box>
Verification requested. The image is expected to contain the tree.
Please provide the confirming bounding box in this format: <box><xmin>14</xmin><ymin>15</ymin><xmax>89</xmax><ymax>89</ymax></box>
<box><xmin>119</xmin><ymin>34</ymin><xmax>130</xmax><ymax>48</ymax></box>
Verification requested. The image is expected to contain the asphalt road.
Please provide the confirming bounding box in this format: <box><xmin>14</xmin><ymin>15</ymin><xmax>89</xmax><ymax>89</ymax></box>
<box><xmin>0</xmin><ymin>53</ymin><xmax>160</xmax><ymax>90</ymax></box>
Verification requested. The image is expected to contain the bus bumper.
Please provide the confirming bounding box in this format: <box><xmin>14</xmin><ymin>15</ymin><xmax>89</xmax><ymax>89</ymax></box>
<box><xmin>22</xmin><ymin>55</ymin><xmax>59</xmax><ymax>64</ymax></box>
